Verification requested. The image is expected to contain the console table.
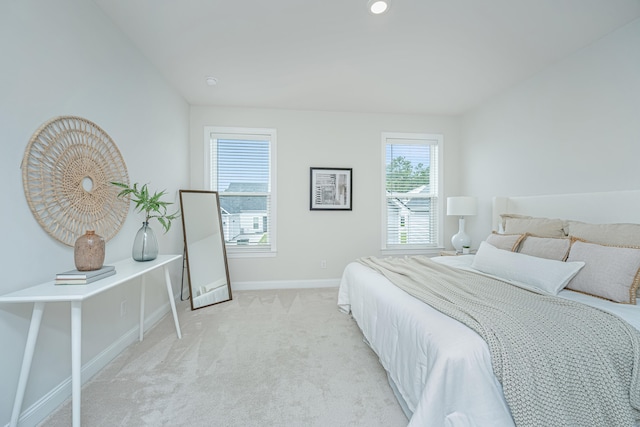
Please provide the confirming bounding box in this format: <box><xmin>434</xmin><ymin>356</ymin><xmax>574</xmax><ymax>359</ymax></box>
<box><xmin>0</xmin><ymin>254</ymin><xmax>183</xmax><ymax>427</ymax></box>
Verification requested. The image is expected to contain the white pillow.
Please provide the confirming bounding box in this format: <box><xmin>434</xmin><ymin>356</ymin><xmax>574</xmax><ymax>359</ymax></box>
<box><xmin>471</xmin><ymin>241</ymin><xmax>585</xmax><ymax>295</ymax></box>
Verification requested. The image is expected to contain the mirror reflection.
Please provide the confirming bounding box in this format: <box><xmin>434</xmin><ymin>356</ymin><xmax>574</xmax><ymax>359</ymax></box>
<box><xmin>179</xmin><ymin>190</ymin><xmax>232</xmax><ymax>310</ymax></box>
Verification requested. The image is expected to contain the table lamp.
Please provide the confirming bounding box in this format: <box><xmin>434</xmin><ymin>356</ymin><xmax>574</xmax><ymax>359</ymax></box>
<box><xmin>447</xmin><ymin>196</ymin><xmax>477</xmax><ymax>253</ymax></box>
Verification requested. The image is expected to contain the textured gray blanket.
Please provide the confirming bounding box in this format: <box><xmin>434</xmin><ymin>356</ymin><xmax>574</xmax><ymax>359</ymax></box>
<box><xmin>359</xmin><ymin>255</ymin><xmax>640</xmax><ymax>427</ymax></box>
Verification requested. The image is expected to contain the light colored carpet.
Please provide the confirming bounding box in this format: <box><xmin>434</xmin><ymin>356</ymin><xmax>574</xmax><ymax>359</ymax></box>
<box><xmin>39</xmin><ymin>288</ymin><xmax>408</xmax><ymax>426</ymax></box>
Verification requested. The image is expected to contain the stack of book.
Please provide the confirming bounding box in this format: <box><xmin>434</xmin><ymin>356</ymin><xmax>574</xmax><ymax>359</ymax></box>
<box><xmin>55</xmin><ymin>265</ymin><xmax>116</xmax><ymax>285</ymax></box>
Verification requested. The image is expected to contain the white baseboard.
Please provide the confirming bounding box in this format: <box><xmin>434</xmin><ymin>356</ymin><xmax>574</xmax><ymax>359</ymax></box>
<box><xmin>8</xmin><ymin>302</ymin><xmax>172</xmax><ymax>427</ymax></box>
<box><xmin>232</xmin><ymin>278</ymin><xmax>340</xmax><ymax>291</ymax></box>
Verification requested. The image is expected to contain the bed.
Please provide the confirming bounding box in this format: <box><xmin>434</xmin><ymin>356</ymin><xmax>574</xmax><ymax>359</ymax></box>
<box><xmin>338</xmin><ymin>190</ymin><xmax>640</xmax><ymax>427</ymax></box>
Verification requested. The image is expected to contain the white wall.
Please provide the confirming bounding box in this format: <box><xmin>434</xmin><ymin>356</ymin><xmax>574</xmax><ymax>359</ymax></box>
<box><xmin>0</xmin><ymin>1</ymin><xmax>189</xmax><ymax>425</ymax></box>
<box><xmin>460</xmin><ymin>18</ymin><xmax>640</xmax><ymax>246</ymax></box>
<box><xmin>190</xmin><ymin>107</ymin><xmax>462</xmax><ymax>283</ymax></box>
<box><xmin>9</xmin><ymin>3</ymin><xmax>637</xmax><ymax>425</ymax></box>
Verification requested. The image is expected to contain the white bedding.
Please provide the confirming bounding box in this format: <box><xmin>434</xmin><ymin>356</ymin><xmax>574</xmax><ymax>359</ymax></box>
<box><xmin>337</xmin><ymin>255</ymin><xmax>640</xmax><ymax>427</ymax></box>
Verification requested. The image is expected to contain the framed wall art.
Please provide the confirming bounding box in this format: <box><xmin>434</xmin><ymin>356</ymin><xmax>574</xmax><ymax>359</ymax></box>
<box><xmin>310</xmin><ymin>167</ymin><xmax>352</xmax><ymax>211</ymax></box>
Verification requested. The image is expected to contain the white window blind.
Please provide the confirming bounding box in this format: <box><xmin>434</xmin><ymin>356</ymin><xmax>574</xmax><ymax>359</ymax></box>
<box><xmin>382</xmin><ymin>132</ymin><xmax>442</xmax><ymax>251</ymax></box>
<box><xmin>205</xmin><ymin>127</ymin><xmax>276</xmax><ymax>256</ymax></box>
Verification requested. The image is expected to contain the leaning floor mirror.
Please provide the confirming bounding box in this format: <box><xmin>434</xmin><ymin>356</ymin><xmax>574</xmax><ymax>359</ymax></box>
<box><xmin>179</xmin><ymin>190</ymin><xmax>232</xmax><ymax>310</ymax></box>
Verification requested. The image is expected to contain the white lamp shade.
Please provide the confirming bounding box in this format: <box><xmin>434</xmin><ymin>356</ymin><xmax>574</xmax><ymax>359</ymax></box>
<box><xmin>447</xmin><ymin>196</ymin><xmax>477</xmax><ymax>216</ymax></box>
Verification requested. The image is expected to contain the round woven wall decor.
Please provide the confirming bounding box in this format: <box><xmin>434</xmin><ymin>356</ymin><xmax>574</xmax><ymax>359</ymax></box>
<box><xmin>22</xmin><ymin>116</ymin><xmax>130</xmax><ymax>247</ymax></box>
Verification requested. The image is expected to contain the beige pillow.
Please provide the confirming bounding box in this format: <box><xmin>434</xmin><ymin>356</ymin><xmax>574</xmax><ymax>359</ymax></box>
<box><xmin>566</xmin><ymin>240</ymin><xmax>640</xmax><ymax>304</ymax></box>
<box><xmin>565</xmin><ymin>220</ymin><xmax>640</xmax><ymax>247</ymax></box>
<box><xmin>500</xmin><ymin>214</ymin><xmax>532</xmax><ymax>232</ymax></box>
<box><xmin>518</xmin><ymin>235</ymin><xmax>571</xmax><ymax>261</ymax></box>
<box><xmin>485</xmin><ymin>232</ymin><xmax>525</xmax><ymax>251</ymax></box>
<box><xmin>502</xmin><ymin>216</ymin><xmax>566</xmax><ymax>238</ymax></box>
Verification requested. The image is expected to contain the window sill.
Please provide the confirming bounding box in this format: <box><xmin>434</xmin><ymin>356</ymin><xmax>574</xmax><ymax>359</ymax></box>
<box><xmin>227</xmin><ymin>250</ymin><xmax>277</xmax><ymax>259</ymax></box>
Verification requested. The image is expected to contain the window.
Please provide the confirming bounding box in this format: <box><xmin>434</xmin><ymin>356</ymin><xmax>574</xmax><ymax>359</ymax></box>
<box><xmin>382</xmin><ymin>132</ymin><xmax>443</xmax><ymax>252</ymax></box>
<box><xmin>204</xmin><ymin>127</ymin><xmax>276</xmax><ymax>256</ymax></box>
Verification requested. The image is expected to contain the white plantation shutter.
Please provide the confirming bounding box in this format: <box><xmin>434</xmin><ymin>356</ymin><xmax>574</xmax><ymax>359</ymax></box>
<box><xmin>205</xmin><ymin>127</ymin><xmax>276</xmax><ymax>255</ymax></box>
<box><xmin>383</xmin><ymin>133</ymin><xmax>443</xmax><ymax>251</ymax></box>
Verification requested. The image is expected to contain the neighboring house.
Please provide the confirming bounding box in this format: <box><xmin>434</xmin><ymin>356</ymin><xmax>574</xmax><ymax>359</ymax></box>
<box><xmin>219</xmin><ymin>182</ymin><xmax>268</xmax><ymax>244</ymax></box>
<box><xmin>387</xmin><ymin>185</ymin><xmax>432</xmax><ymax>245</ymax></box>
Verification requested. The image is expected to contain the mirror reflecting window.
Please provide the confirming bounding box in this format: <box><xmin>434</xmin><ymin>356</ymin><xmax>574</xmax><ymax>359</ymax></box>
<box><xmin>179</xmin><ymin>190</ymin><xmax>232</xmax><ymax>310</ymax></box>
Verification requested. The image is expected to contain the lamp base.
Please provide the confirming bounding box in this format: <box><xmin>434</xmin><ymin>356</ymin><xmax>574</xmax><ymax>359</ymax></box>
<box><xmin>451</xmin><ymin>217</ymin><xmax>471</xmax><ymax>252</ymax></box>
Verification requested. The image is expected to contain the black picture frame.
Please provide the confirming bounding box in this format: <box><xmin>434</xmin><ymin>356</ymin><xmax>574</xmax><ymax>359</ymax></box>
<box><xmin>310</xmin><ymin>167</ymin><xmax>352</xmax><ymax>211</ymax></box>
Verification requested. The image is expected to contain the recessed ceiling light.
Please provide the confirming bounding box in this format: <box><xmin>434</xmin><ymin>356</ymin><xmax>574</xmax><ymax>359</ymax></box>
<box><xmin>368</xmin><ymin>0</ymin><xmax>389</xmax><ymax>14</ymax></box>
<box><xmin>205</xmin><ymin>76</ymin><xmax>218</xmax><ymax>86</ymax></box>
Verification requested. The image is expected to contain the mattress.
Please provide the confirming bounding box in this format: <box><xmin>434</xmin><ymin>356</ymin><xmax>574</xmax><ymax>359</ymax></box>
<box><xmin>337</xmin><ymin>255</ymin><xmax>640</xmax><ymax>427</ymax></box>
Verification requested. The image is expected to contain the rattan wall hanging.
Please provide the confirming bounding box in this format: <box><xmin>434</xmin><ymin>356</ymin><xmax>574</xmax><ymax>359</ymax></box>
<box><xmin>21</xmin><ymin>116</ymin><xmax>130</xmax><ymax>246</ymax></box>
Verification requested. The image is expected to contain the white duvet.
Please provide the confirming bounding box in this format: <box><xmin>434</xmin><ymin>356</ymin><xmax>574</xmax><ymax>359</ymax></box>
<box><xmin>337</xmin><ymin>255</ymin><xmax>640</xmax><ymax>427</ymax></box>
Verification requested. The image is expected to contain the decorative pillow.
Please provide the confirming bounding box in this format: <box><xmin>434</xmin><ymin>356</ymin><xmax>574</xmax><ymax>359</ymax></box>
<box><xmin>499</xmin><ymin>213</ymin><xmax>532</xmax><ymax>231</ymax></box>
<box><xmin>485</xmin><ymin>232</ymin><xmax>525</xmax><ymax>251</ymax></box>
<box><xmin>517</xmin><ymin>235</ymin><xmax>571</xmax><ymax>261</ymax></box>
<box><xmin>471</xmin><ymin>241</ymin><xmax>585</xmax><ymax>295</ymax></box>
<box><xmin>565</xmin><ymin>220</ymin><xmax>640</xmax><ymax>247</ymax></box>
<box><xmin>502</xmin><ymin>216</ymin><xmax>566</xmax><ymax>238</ymax></box>
<box><xmin>566</xmin><ymin>240</ymin><xmax>640</xmax><ymax>304</ymax></box>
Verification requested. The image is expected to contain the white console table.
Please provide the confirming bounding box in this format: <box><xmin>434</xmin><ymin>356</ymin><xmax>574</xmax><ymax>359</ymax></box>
<box><xmin>0</xmin><ymin>254</ymin><xmax>183</xmax><ymax>427</ymax></box>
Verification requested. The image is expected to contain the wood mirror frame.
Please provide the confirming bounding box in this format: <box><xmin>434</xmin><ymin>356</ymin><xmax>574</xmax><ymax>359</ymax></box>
<box><xmin>179</xmin><ymin>190</ymin><xmax>232</xmax><ymax>310</ymax></box>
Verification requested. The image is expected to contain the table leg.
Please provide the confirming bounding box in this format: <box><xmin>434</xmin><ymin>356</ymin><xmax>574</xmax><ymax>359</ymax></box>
<box><xmin>164</xmin><ymin>265</ymin><xmax>182</xmax><ymax>339</ymax></box>
<box><xmin>139</xmin><ymin>274</ymin><xmax>146</xmax><ymax>342</ymax></box>
<box><xmin>71</xmin><ymin>301</ymin><xmax>82</xmax><ymax>427</ymax></box>
<box><xmin>10</xmin><ymin>302</ymin><xmax>45</xmax><ymax>427</ymax></box>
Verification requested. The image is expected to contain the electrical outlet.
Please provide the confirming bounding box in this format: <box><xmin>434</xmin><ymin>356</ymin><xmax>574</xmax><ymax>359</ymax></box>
<box><xmin>320</xmin><ymin>260</ymin><xmax>327</xmax><ymax>269</ymax></box>
<box><xmin>120</xmin><ymin>300</ymin><xmax>127</xmax><ymax>317</ymax></box>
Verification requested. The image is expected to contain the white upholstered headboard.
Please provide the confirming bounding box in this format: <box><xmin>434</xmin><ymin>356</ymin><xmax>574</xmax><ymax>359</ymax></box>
<box><xmin>492</xmin><ymin>190</ymin><xmax>640</xmax><ymax>231</ymax></box>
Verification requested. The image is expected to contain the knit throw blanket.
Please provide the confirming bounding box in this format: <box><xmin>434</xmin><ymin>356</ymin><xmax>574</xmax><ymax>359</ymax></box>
<box><xmin>359</xmin><ymin>255</ymin><xmax>640</xmax><ymax>427</ymax></box>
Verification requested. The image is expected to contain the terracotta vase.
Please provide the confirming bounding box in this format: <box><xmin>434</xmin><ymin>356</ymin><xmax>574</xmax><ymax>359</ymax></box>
<box><xmin>74</xmin><ymin>230</ymin><xmax>105</xmax><ymax>271</ymax></box>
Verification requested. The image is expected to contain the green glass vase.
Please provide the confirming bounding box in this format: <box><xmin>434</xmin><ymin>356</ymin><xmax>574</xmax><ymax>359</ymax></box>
<box><xmin>132</xmin><ymin>222</ymin><xmax>158</xmax><ymax>261</ymax></box>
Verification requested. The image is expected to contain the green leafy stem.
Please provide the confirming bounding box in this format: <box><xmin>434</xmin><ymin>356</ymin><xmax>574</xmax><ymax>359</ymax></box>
<box><xmin>111</xmin><ymin>182</ymin><xmax>180</xmax><ymax>233</ymax></box>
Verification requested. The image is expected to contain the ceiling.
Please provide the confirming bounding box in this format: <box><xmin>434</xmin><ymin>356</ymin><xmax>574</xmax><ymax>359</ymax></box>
<box><xmin>94</xmin><ymin>0</ymin><xmax>640</xmax><ymax>116</ymax></box>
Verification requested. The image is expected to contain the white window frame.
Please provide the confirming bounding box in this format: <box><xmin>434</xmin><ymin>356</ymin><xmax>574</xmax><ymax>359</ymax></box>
<box><xmin>381</xmin><ymin>132</ymin><xmax>444</xmax><ymax>255</ymax></box>
<box><xmin>204</xmin><ymin>126</ymin><xmax>277</xmax><ymax>258</ymax></box>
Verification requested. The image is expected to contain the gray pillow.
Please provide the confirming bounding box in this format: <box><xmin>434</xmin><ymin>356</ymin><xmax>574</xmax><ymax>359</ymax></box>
<box><xmin>566</xmin><ymin>240</ymin><xmax>640</xmax><ymax>304</ymax></box>
<box><xmin>518</xmin><ymin>236</ymin><xmax>571</xmax><ymax>261</ymax></box>
<box><xmin>485</xmin><ymin>232</ymin><xmax>525</xmax><ymax>251</ymax></box>
<box><xmin>499</xmin><ymin>214</ymin><xmax>531</xmax><ymax>232</ymax></box>
<box><xmin>502</xmin><ymin>216</ymin><xmax>566</xmax><ymax>238</ymax></box>
<box><xmin>565</xmin><ymin>220</ymin><xmax>640</xmax><ymax>247</ymax></box>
